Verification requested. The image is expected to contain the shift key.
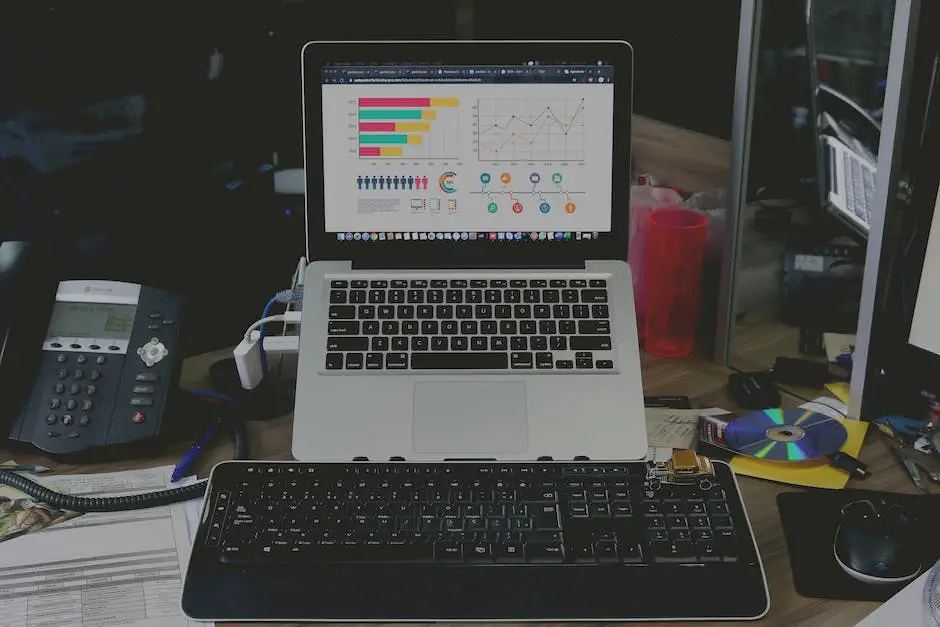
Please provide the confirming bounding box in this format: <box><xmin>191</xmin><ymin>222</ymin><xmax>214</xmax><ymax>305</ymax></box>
<box><xmin>326</xmin><ymin>337</ymin><xmax>368</xmax><ymax>351</ymax></box>
<box><xmin>569</xmin><ymin>336</ymin><xmax>612</xmax><ymax>350</ymax></box>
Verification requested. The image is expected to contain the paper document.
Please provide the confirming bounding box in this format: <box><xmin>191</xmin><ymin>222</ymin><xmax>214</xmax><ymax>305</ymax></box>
<box><xmin>0</xmin><ymin>466</ymin><xmax>212</xmax><ymax>627</ymax></box>
<box><xmin>646</xmin><ymin>407</ymin><xmax>731</xmax><ymax>450</ymax></box>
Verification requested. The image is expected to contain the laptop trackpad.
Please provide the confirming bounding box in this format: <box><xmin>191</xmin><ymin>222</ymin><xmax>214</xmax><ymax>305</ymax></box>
<box><xmin>412</xmin><ymin>382</ymin><xmax>527</xmax><ymax>454</ymax></box>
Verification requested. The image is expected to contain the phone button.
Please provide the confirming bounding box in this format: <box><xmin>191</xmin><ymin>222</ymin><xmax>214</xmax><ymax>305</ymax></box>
<box><xmin>56</xmin><ymin>354</ymin><xmax>68</xmax><ymax>363</ymax></box>
<box><xmin>108</xmin><ymin>345</ymin><xmax>120</xmax><ymax>351</ymax></box>
<box><xmin>133</xmin><ymin>385</ymin><xmax>155</xmax><ymax>395</ymax></box>
<box><xmin>78</xmin><ymin>415</ymin><xmax>90</xmax><ymax>427</ymax></box>
<box><xmin>130</xmin><ymin>397</ymin><xmax>154</xmax><ymax>407</ymax></box>
<box><xmin>66</xmin><ymin>432</ymin><xmax>80</xmax><ymax>438</ymax></box>
<box><xmin>45</xmin><ymin>415</ymin><xmax>57</xmax><ymax>425</ymax></box>
<box><xmin>57</xmin><ymin>369</ymin><xmax>68</xmax><ymax>380</ymax></box>
<box><xmin>69</xmin><ymin>344</ymin><xmax>81</xmax><ymax>350</ymax></box>
<box><xmin>135</xmin><ymin>373</ymin><xmax>158</xmax><ymax>382</ymax></box>
<box><xmin>86</xmin><ymin>385</ymin><xmax>97</xmax><ymax>396</ymax></box>
<box><xmin>149</xmin><ymin>311</ymin><xmax>163</xmax><ymax>319</ymax></box>
<box><xmin>49</xmin><ymin>399</ymin><xmax>61</xmax><ymax>410</ymax></box>
<box><xmin>53</xmin><ymin>383</ymin><xmax>65</xmax><ymax>394</ymax></box>
<box><xmin>69</xmin><ymin>384</ymin><xmax>80</xmax><ymax>395</ymax></box>
<box><xmin>96</xmin><ymin>356</ymin><xmax>106</xmax><ymax>365</ymax></box>
<box><xmin>47</xmin><ymin>432</ymin><xmax>61</xmax><ymax>438</ymax></box>
<box><xmin>90</xmin><ymin>371</ymin><xmax>101</xmax><ymax>381</ymax></box>
<box><xmin>76</xmin><ymin>355</ymin><xmax>87</xmax><ymax>364</ymax></box>
<box><xmin>61</xmin><ymin>415</ymin><xmax>74</xmax><ymax>426</ymax></box>
<box><xmin>131</xmin><ymin>410</ymin><xmax>147</xmax><ymax>424</ymax></box>
<box><xmin>72</xmin><ymin>369</ymin><xmax>84</xmax><ymax>380</ymax></box>
<box><xmin>66</xmin><ymin>400</ymin><xmax>77</xmax><ymax>411</ymax></box>
<box><xmin>89</xmin><ymin>344</ymin><xmax>101</xmax><ymax>350</ymax></box>
<box><xmin>50</xmin><ymin>342</ymin><xmax>63</xmax><ymax>348</ymax></box>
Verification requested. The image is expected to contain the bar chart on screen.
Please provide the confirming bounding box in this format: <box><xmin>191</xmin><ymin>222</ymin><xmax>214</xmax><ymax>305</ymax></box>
<box><xmin>353</xmin><ymin>97</ymin><xmax>460</xmax><ymax>160</ymax></box>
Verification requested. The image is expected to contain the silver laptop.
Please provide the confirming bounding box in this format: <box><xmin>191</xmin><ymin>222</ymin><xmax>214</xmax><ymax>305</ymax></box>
<box><xmin>293</xmin><ymin>40</ymin><xmax>647</xmax><ymax>463</ymax></box>
<box><xmin>823</xmin><ymin>135</ymin><xmax>876</xmax><ymax>232</ymax></box>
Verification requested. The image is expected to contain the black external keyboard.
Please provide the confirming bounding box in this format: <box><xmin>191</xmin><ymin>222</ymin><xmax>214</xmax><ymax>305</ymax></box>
<box><xmin>324</xmin><ymin>277</ymin><xmax>616</xmax><ymax>372</ymax></box>
<box><xmin>183</xmin><ymin>461</ymin><xmax>769</xmax><ymax>622</ymax></box>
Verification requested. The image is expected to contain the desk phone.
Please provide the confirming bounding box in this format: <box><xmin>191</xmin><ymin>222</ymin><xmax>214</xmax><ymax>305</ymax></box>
<box><xmin>6</xmin><ymin>280</ymin><xmax>184</xmax><ymax>455</ymax></box>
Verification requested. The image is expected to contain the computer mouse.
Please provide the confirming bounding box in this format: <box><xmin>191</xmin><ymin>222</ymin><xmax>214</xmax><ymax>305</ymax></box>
<box><xmin>833</xmin><ymin>499</ymin><xmax>923</xmax><ymax>585</ymax></box>
<box><xmin>726</xmin><ymin>371</ymin><xmax>781</xmax><ymax>411</ymax></box>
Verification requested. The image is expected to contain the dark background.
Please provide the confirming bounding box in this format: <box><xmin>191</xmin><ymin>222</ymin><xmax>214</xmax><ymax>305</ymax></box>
<box><xmin>0</xmin><ymin>0</ymin><xmax>743</xmax><ymax>354</ymax></box>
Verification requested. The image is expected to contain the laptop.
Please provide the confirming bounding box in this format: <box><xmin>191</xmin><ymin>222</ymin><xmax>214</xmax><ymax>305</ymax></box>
<box><xmin>823</xmin><ymin>134</ymin><xmax>876</xmax><ymax>232</ymax></box>
<box><xmin>293</xmin><ymin>40</ymin><xmax>647</xmax><ymax>463</ymax></box>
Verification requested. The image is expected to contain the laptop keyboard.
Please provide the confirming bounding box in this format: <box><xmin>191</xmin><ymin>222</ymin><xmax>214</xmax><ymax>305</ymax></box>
<box><xmin>843</xmin><ymin>153</ymin><xmax>874</xmax><ymax>227</ymax></box>
<box><xmin>325</xmin><ymin>277</ymin><xmax>615</xmax><ymax>372</ymax></box>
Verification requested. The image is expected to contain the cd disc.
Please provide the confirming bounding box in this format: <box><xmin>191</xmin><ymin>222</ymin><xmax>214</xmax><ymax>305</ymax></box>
<box><xmin>724</xmin><ymin>409</ymin><xmax>847</xmax><ymax>461</ymax></box>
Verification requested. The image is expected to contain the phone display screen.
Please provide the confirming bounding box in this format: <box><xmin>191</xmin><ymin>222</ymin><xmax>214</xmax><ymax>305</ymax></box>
<box><xmin>46</xmin><ymin>302</ymin><xmax>137</xmax><ymax>340</ymax></box>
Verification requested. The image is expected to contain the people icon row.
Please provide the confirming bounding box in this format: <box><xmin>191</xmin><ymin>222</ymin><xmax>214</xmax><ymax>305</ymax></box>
<box><xmin>356</xmin><ymin>175</ymin><xmax>429</xmax><ymax>190</ymax></box>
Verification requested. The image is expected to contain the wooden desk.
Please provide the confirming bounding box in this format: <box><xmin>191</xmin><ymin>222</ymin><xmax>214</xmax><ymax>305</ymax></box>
<box><xmin>0</xmin><ymin>347</ymin><xmax>919</xmax><ymax>627</ymax></box>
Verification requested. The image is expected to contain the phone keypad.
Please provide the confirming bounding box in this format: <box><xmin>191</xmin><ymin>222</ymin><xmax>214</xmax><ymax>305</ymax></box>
<box><xmin>46</xmin><ymin>353</ymin><xmax>100</xmax><ymax>432</ymax></box>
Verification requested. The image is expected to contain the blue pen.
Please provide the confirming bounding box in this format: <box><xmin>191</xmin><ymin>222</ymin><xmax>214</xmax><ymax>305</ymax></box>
<box><xmin>171</xmin><ymin>423</ymin><xmax>217</xmax><ymax>483</ymax></box>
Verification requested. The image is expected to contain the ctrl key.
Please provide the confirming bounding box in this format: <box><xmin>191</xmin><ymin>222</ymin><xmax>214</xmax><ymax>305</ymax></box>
<box><xmin>525</xmin><ymin>542</ymin><xmax>565</xmax><ymax>563</ymax></box>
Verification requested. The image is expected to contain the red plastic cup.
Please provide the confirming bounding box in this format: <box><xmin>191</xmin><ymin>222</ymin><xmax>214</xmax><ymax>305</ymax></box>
<box><xmin>643</xmin><ymin>208</ymin><xmax>708</xmax><ymax>358</ymax></box>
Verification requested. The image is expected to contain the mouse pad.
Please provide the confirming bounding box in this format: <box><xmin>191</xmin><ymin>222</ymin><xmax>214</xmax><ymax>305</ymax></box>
<box><xmin>777</xmin><ymin>490</ymin><xmax>940</xmax><ymax>601</ymax></box>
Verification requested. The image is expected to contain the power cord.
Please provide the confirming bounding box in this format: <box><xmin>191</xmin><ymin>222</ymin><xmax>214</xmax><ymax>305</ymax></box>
<box><xmin>0</xmin><ymin>398</ymin><xmax>249</xmax><ymax>512</ymax></box>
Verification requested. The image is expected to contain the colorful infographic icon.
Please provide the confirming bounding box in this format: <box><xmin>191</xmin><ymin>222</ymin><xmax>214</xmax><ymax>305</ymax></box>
<box><xmin>439</xmin><ymin>171</ymin><xmax>457</xmax><ymax>193</ymax></box>
<box><xmin>530</xmin><ymin>172</ymin><xmax>541</xmax><ymax>184</ymax></box>
<box><xmin>539</xmin><ymin>202</ymin><xmax>551</xmax><ymax>214</ymax></box>
<box><xmin>487</xmin><ymin>202</ymin><xmax>499</xmax><ymax>214</ymax></box>
<box><xmin>500</xmin><ymin>172</ymin><xmax>512</xmax><ymax>184</ymax></box>
<box><xmin>552</xmin><ymin>172</ymin><xmax>563</xmax><ymax>184</ymax></box>
<box><xmin>565</xmin><ymin>202</ymin><xmax>576</xmax><ymax>214</ymax></box>
<box><xmin>512</xmin><ymin>202</ymin><xmax>523</xmax><ymax>214</ymax></box>
<box><xmin>480</xmin><ymin>172</ymin><xmax>491</xmax><ymax>184</ymax></box>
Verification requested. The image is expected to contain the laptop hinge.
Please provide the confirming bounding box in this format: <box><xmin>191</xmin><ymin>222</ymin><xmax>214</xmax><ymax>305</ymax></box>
<box><xmin>351</xmin><ymin>261</ymin><xmax>585</xmax><ymax>271</ymax></box>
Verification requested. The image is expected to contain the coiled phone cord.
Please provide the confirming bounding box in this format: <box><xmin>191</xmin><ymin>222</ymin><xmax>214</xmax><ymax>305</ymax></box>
<box><xmin>0</xmin><ymin>418</ymin><xmax>249</xmax><ymax>512</ymax></box>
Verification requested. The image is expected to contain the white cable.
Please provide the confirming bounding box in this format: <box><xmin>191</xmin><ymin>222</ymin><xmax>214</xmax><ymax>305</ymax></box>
<box><xmin>244</xmin><ymin>311</ymin><xmax>302</xmax><ymax>341</ymax></box>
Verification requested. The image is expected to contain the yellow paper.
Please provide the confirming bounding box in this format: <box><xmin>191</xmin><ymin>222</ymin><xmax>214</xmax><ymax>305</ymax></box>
<box><xmin>826</xmin><ymin>382</ymin><xmax>851</xmax><ymax>404</ymax></box>
<box><xmin>730</xmin><ymin>417</ymin><xmax>869</xmax><ymax>489</ymax></box>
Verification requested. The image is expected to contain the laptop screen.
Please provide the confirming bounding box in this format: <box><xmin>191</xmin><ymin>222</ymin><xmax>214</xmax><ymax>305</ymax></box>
<box><xmin>319</xmin><ymin>61</ymin><xmax>614</xmax><ymax>245</ymax></box>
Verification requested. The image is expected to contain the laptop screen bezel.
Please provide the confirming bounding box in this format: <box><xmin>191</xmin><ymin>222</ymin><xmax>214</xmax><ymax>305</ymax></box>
<box><xmin>301</xmin><ymin>40</ymin><xmax>633</xmax><ymax>267</ymax></box>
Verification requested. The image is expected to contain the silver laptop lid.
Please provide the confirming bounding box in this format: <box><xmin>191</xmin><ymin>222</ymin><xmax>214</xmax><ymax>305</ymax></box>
<box><xmin>301</xmin><ymin>40</ymin><xmax>633</xmax><ymax>268</ymax></box>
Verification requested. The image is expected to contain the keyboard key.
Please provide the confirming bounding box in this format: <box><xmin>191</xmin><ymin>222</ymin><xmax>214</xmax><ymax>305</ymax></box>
<box><xmin>431</xmin><ymin>280</ymin><xmax>448</xmax><ymax>288</ymax></box>
<box><xmin>330</xmin><ymin>280</ymin><xmax>348</xmax><ymax>288</ymax></box>
<box><xmin>573</xmin><ymin>305</ymin><xmax>590</xmax><ymax>318</ymax></box>
<box><xmin>351</xmin><ymin>280</ymin><xmax>368</xmax><ymax>288</ymax></box>
<box><xmin>435</xmin><ymin>542</ymin><xmax>462</xmax><ymax>561</ymax></box>
<box><xmin>534</xmin><ymin>304</ymin><xmax>551</xmax><ymax>318</ymax></box>
<box><xmin>411</xmin><ymin>353</ymin><xmax>508</xmax><ymax>369</ymax></box>
<box><xmin>431</xmin><ymin>337</ymin><xmax>448</xmax><ymax>351</ymax></box>
<box><xmin>556</xmin><ymin>359</ymin><xmax>573</xmax><ymax>369</ymax></box>
<box><xmin>510</xmin><ymin>337</ymin><xmax>528</xmax><ymax>350</ymax></box>
<box><xmin>510</xmin><ymin>279</ymin><xmax>527</xmax><ymax>287</ymax></box>
<box><xmin>328</xmin><ymin>321</ymin><xmax>359</xmax><ymax>335</ymax></box>
<box><xmin>329</xmin><ymin>306</ymin><xmax>355</xmax><ymax>320</ymax></box>
<box><xmin>589</xmin><ymin>279</ymin><xmax>607</xmax><ymax>287</ymax></box>
<box><xmin>329</xmin><ymin>290</ymin><xmax>347</xmax><ymax>304</ymax></box>
<box><xmin>464</xmin><ymin>543</ymin><xmax>493</xmax><ymax>562</ymax></box>
<box><xmin>470</xmin><ymin>279</ymin><xmax>488</xmax><ymax>288</ymax></box>
<box><xmin>570</xmin><ymin>336</ymin><xmax>612</xmax><ymax>351</ymax></box>
<box><xmin>595</xmin><ymin>540</ymin><xmax>619</xmax><ymax>563</ymax></box>
<box><xmin>550</xmin><ymin>336</ymin><xmax>567</xmax><ymax>351</ymax></box>
<box><xmin>349</xmin><ymin>290</ymin><xmax>366</xmax><ymax>304</ymax></box>
<box><xmin>391</xmin><ymin>279</ymin><xmax>408</xmax><ymax>288</ymax></box>
<box><xmin>450</xmin><ymin>279</ymin><xmax>468</xmax><ymax>288</ymax></box>
<box><xmin>496</xmin><ymin>543</ymin><xmax>526</xmax><ymax>563</ymax></box>
<box><xmin>368</xmin><ymin>290</ymin><xmax>386</xmax><ymax>304</ymax></box>
<box><xmin>542</xmin><ymin>289</ymin><xmax>560</xmax><ymax>303</ymax></box>
<box><xmin>471</xmin><ymin>337</ymin><xmax>487</xmax><ymax>351</ymax></box>
<box><xmin>652</xmin><ymin>540</ymin><xmax>696</xmax><ymax>563</ymax></box>
<box><xmin>411</xmin><ymin>337</ymin><xmax>430</xmax><ymax>351</ymax></box>
<box><xmin>450</xmin><ymin>337</ymin><xmax>468</xmax><ymax>351</ymax></box>
<box><xmin>596</xmin><ymin>360</ymin><xmax>614</xmax><ymax>369</ymax></box>
<box><xmin>525</xmin><ymin>542</ymin><xmax>564</xmax><ymax>563</ymax></box>
<box><xmin>549</xmin><ymin>279</ymin><xmax>567</xmax><ymax>287</ymax></box>
<box><xmin>365</xmin><ymin>353</ymin><xmax>383</xmax><ymax>369</ymax></box>
<box><xmin>325</xmin><ymin>353</ymin><xmax>343</xmax><ymax>370</ymax></box>
<box><xmin>561</xmin><ymin>289</ymin><xmax>579</xmax><ymax>303</ymax></box>
<box><xmin>345</xmin><ymin>353</ymin><xmax>364</xmax><ymax>369</ymax></box>
<box><xmin>386</xmin><ymin>353</ymin><xmax>408</xmax><ymax>369</ymax></box>
<box><xmin>410</xmin><ymin>279</ymin><xmax>428</xmax><ymax>288</ymax></box>
<box><xmin>327</xmin><ymin>337</ymin><xmax>368</xmax><ymax>351</ymax></box>
<box><xmin>510</xmin><ymin>352</ymin><xmax>533</xmax><ymax>369</ymax></box>
<box><xmin>535</xmin><ymin>352</ymin><xmax>553</xmax><ymax>369</ymax></box>
<box><xmin>495</xmin><ymin>306</ymin><xmax>512</xmax><ymax>319</ymax></box>
<box><xmin>389</xmin><ymin>290</ymin><xmax>405</xmax><ymax>303</ymax></box>
<box><xmin>359</xmin><ymin>305</ymin><xmax>376</xmax><ymax>319</ymax></box>
<box><xmin>592</xmin><ymin>304</ymin><xmax>609</xmax><ymax>318</ymax></box>
<box><xmin>491</xmin><ymin>337</ymin><xmax>508</xmax><ymax>350</ymax></box>
<box><xmin>407</xmin><ymin>290</ymin><xmax>424</xmax><ymax>303</ymax></box>
<box><xmin>578</xmin><ymin>320</ymin><xmax>610</xmax><ymax>334</ymax></box>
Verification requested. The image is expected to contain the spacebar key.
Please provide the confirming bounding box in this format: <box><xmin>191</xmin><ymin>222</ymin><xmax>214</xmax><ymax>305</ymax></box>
<box><xmin>411</xmin><ymin>352</ymin><xmax>508</xmax><ymax>369</ymax></box>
